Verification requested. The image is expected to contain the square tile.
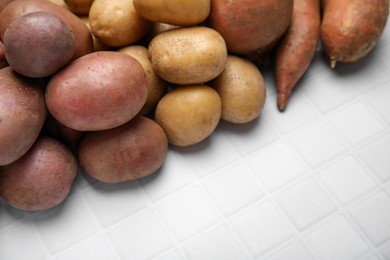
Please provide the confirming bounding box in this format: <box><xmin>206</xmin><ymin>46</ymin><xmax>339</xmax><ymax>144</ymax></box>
<box><xmin>0</xmin><ymin>200</ymin><xmax>28</xmax><ymax>230</ymax></box>
<box><xmin>265</xmin><ymin>240</ymin><xmax>314</xmax><ymax>260</ymax></box>
<box><xmin>275</xmin><ymin>178</ymin><xmax>337</xmax><ymax>231</ymax></box>
<box><xmin>302</xmin><ymin>71</ymin><xmax>355</xmax><ymax>114</ymax></box>
<box><xmin>139</xmin><ymin>150</ymin><xmax>195</xmax><ymax>201</ymax></box>
<box><xmin>328</xmin><ymin>102</ymin><xmax>385</xmax><ymax>146</ymax></box>
<box><xmin>155</xmin><ymin>186</ymin><xmax>220</xmax><ymax>241</ymax></box>
<box><xmin>317</xmin><ymin>155</ymin><xmax>378</xmax><ymax>205</ymax></box>
<box><xmin>305</xmin><ymin>215</ymin><xmax>370</xmax><ymax>260</ymax></box>
<box><xmin>230</xmin><ymin>201</ymin><xmax>294</xmax><ymax>257</ymax></box>
<box><xmin>54</xmin><ymin>234</ymin><xmax>118</xmax><ymax>260</ymax></box>
<box><xmin>247</xmin><ymin>143</ymin><xmax>307</xmax><ymax>191</ymax></box>
<box><xmin>82</xmin><ymin>181</ymin><xmax>149</xmax><ymax>228</ymax></box>
<box><xmin>349</xmin><ymin>191</ymin><xmax>390</xmax><ymax>246</ymax></box>
<box><xmin>0</xmin><ymin>221</ymin><xmax>48</xmax><ymax>260</ymax></box>
<box><xmin>32</xmin><ymin>193</ymin><xmax>100</xmax><ymax>255</ymax></box>
<box><xmin>203</xmin><ymin>162</ymin><xmax>265</xmax><ymax>216</ymax></box>
<box><xmin>358</xmin><ymin>134</ymin><xmax>390</xmax><ymax>182</ymax></box>
<box><xmin>219</xmin><ymin>115</ymin><xmax>279</xmax><ymax>157</ymax></box>
<box><xmin>183</xmin><ymin>225</ymin><xmax>250</xmax><ymax>260</ymax></box>
<box><xmin>173</xmin><ymin>133</ymin><xmax>238</xmax><ymax>179</ymax></box>
<box><xmin>289</xmin><ymin>122</ymin><xmax>347</xmax><ymax>169</ymax></box>
<box><xmin>365</xmin><ymin>82</ymin><xmax>390</xmax><ymax>125</ymax></box>
<box><xmin>107</xmin><ymin>209</ymin><xmax>174</xmax><ymax>260</ymax></box>
<box><xmin>265</xmin><ymin>91</ymin><xmax>319</xmax><ymax>134</ymax></box>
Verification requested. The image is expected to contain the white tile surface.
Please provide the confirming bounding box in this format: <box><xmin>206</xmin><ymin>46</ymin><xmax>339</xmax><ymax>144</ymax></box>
<box><xmin>1</xmin><ymin>21</ymin><xmax>390</xmax><ymax>260</ymax></box>
<box><xmin>348</xmin><ymin>191</ymin><xmax>390</xmax><ymax>246</ymax></box>
<box><xmin>275</xmin><ymin>178</ymin><xmax>337</xmax><ymax>231</ymax></box>
<box><xmin>230</xmin><ymin>201</ymin><xmax>294</xmax><ymax>257</ymax></box>
<box><xmin>305</xmin><ymin>215</ymin><xmax>370</xmax><ymax>260</ymax></box>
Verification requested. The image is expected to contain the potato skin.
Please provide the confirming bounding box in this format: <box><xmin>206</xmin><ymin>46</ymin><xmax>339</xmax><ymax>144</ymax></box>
<box><xmin>0</xmin><ymin>0</ymin><xmax>93</xmax><ymax>60</ymax></box>
<box><xmin>78</xmin><ymin>116</ymin><xmax>168</xmax><ymax>184</ymax></box>
<box><xmin>0</xmin><ymin>67</ymin><xmax>47</xmax><ymax>166</ymax></box>
<box><xmin>207</xmin><ymin>0</ymin><xmax>293</xmax><ymax>57</ymax></box>
<box><xmin>89</xmin><ymin>0</ymin><xmax>152</xmax><ymax>47</ymax></box>
<box><xmin>154</xmin><ymin>85</ymin><xmax>222</xmax><ymax>147</ymax></box>
<box><xmin>64</xmin><ymin>0</ymin><xmax>93</xmax><ymax>15</ymax></box>
<box><xmin>45</xmin><ymin>51</ymin><xmax>148</xmax><ymax>131</ymax></box>
<box><xmin>133</xmin><ymin>0</ymin><xmax>210</xmax><ymax>26</ymax></box>
<box><xmin>148</xmin><ymin>26</ymin><xmax>227</xmax><ymax>85</ymax></box>
<box><xmin>0</xmin><ymin>136</ymin><xmax>78</xmax><ymax>211</ymax></box>
<box><xmin>118</xmin><ymin>45</ymin><xmax>167</xmax><ymax>115</ymax></box>
<box><xmin>212</xmin><ymin>55</ymin><xmax>266</xmax><ymax>124</ymax></box>
<box><xmin>321</xmin><ymin>0</ymin><xmax>389</xmax><ymax>67</ymax></box>
<box><xmin>3</xmin><ymin>11</ymin><xmax>76</xmax><ymax>78</ymax></box>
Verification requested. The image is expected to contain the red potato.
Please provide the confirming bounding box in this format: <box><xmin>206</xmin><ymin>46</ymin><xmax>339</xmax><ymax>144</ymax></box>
<box><xmin>0</xmin><ymin>136</ymin><xmax>78</xmax><ymax>211</ymax></box>
<box><xmin>78</xmin><ymin>116</ymin><xmax>168</xmax><ymax>184</ymax></box>
<box><xmin>321</xmin><ymin>0</ymin><xmax>389</xmax><ymax>67</ymax></box>
<box><xmin>207</xmin><ymin>0</ymin><xmax>293</xmax><ymax>60</ymax></box>
<box><xmin>275</xmin><ymin>0</ymin><xmax>321</xmax><ymax>112</ymax></box>
<box><xmin>0</xmin><ymin>0</ymin><xmax>93</xmax><ymax>60</ymax></box>
<box><xmin>45</xmin><ymin>51</ymin><xmax>148</xmax><ymax>131</ymax></box>
<box><xmin>0</xmin><ymin>67</ymin><xmax>47</xmax><ymax>166</ymax></box>
<box><xmin>3</xmin><ymin>11</ymin><xmax>76</xmax><ymax>78</ymax></box>
<box><xmin>0</xmin><ymin>40</ymin><xmax>7</xmax><ymax>68</ymax></box>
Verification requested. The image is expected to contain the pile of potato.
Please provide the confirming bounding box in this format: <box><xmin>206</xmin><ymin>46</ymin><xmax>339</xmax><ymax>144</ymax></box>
<box><xmin>0</xmin><ymin>0</ymin><xmax>388</xmax><ymax>211</ymax></box>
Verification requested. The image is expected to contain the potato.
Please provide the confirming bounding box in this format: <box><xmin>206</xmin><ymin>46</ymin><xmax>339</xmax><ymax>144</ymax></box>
<box><xmin>0</xmin><ymin>136</ymin><xmax>78</xmax><ymax>211</ymax></box>
<box><xmin>211</xmin><ymin>55</ymin><xmax>266</xmax><ymax>124</ymax></box>
<box><xmin>0</xmin><ymin>40</ymin><xmax>7</xmax><ymax>68</ymax></box>
<box><xmin>118</xmin><ymin>45</ymin><xmax>167</xmax><ymax>115</ymax></box>
<box><xmin>64</xmin><ymin>0</ymin><xmax>93</xmax><ymax>15</ymax></box>
<box><xmin>321</xmin><ymin>0</ymin><xmax>389</xmax><ymax>67</ymax></box>
<box><xmin>133</xmin><ymin>0</ymin><xmax>210</xmax><ymax>26</ymax></box>
<box><xmin>148</xmin><ymin>26</ymin><xmax>228</xmax><ymax>85</ymax></box>
<box><xmin>78</xmin><ymin>116</ymin><xmax>168</xmax><ymax>184</ymax></box>
<box><xmin>0</xmin><ymin>67</ymin><xmax>47</xmax><ymax>166</ymax></box>
<box><xmin>45</xmin><ymin>51</ymin><xmax>148</xmax><ymax>131</ymax></box>
<box><xmin>3</xmin><ymin>11</ymin><xmax>76</xmax><ymax>78</ymax></box>
<box><xmin>89</xmin><ymin>0</ymin><xmax>152</xmax><ymax>47</ymax></box>
<box><xmin>207</xmin><ymin>0</ymin><xmax>293</xmax><ymax>59</ymax></box>
<box><xmin>80</xmin><ymin>16</ymin><xmax>113</xmax><ymax>52</ymax></box>
<box><xmin>154</xmin><ymin>85</ymin><xmax>222</xmax><ymax>147</ymax></box>
<box><xmin>0</xmin><ymin>0</ymin><xmax>93</xmax><ymax>60</ymax></box>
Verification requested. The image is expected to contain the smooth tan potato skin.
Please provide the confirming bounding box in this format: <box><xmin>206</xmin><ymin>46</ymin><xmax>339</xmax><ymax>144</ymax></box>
<box><xmin>89</xmin><ymin>0</ymin><xmax>152</xmax><ymax>47</ymax></box>
<box><xmin>0</xmin><ymin>136</ymin><xmax>78</xmax><ymax>211</ymax></box>
<box><xmin>0</xmin><ymin>67</ymin><xmax>47</xmax><ymax>166</ymax></box>
<box><xmin>119</xmin><ymin>45</ymin><xmax>167</xmax><ymax>115</ymax></box>
<box><xmin>321</xmin><ymin>0</ymin><xmax>389</xmax><ymax>67</ymax></box>
<box><xmin>148</xmin><ymin>26</ymin><xmax>228</xmax><ymax>85</ymax></box>
<box><xmin>3</xmin><ymin>11</ymin><xmax>76</xmax><ymax>78</ymax></box>
<box><xmin>78</xmin><ymin>116</ymin><xmax>168</xmax><ymax>184</ymax></box>
<box><xmin>155</xmin><ymin>85</ymin><xmax>222</xmax><ymax>147</ymax></box>
<box><xmin>45</xmin><ymin>51</ymin><xmax>148</xmax><ymax>131</ymax></box>
<box><xmin>133</xmin><ymin>0</ymin><xmax>210</xmax><ymax>26</ymax></box>
<box><xmin>212</xmin><ymin>56</ymin><xmax>266</xmax><ymax>124</ymax></box>
<box><xmin>0</xmin><ymin>0</ymin><xmax>93</xmax><ymax>60</ymax></box>
<box><xmin>207</xmin><ymin>0</ymin><xmax>293</xmax><ymax>57</ymax></box>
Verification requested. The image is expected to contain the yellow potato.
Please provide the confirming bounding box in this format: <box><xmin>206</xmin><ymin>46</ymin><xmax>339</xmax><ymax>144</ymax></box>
<box><xmin>133</xmin><ymin>0</ymin><xmax>210</xmax><ymax>26</ymax></box>
<box><xmin>64</xmin><ymin>0</ymin><xmax>93</xmax><ymax>15</ymax></box>
<box><xmin>89</xmin><ymin>0</ymin><xmax>152</xmax><ymax>47</ymax></box>
<box><xmin>119</xmin><ymin>45</ymin><xmax>167</xmax><ymax>115</ymax></box>
<box><xmin>148</xmin><ymin>26</ymin><xmax>227</xmax><ymax>85</ymax></box>
<box><xmin>212</xmin><ymin>55</ymin><xmax>266</xmax><ymax>124</ymax></box>
<box><xmin>154</xmin><ymin>85</ymin><xmax>222</xmax><ymax>147</ymax></box>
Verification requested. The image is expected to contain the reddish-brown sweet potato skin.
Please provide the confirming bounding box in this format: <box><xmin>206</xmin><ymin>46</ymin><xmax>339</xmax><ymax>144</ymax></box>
<box><xmin>0</xmin><ymin>0</ymin><xmax>93</xmax><ymax>60</ymax></box>
<box><xmin>0</xmin><ymin>67</ymin><xmax>47</xmax><ymax>166</ymax></box>
<box><xmin>0</xmin><ymin>136</ymin><xmax>78</xmax><ymax>211</ymax></box>
<box><xmin>78</xmin><ymin>116</ymin><xmax>168</xmax><ymax>184</ymax></box>
<box><xmin>321</xmin><ymin>0</ymin><xmax>389</xmax><ymax>67</ymax></box>
<box><xmin>275</xmin><ymin>0</ymin><xmax>321</xmax><ymax>111</ymax></box>
<box><xmin>207</xmin><ymin>0</ymin><xmax>293</xmax><ymax>58</ymax></box>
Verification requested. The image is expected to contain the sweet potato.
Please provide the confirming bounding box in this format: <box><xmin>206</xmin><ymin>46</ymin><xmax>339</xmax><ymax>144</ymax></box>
<box><xmin>321</xmin><ymin>0</ymin><xmax>389</xmax><ymax>68</ymax></box>
<box><xmin>207</xmin><ymin>0</ymin><xmax>293</xmax><ymax>60</ymax></box>
<box><xmin>275</xmin><ymin>0</ymin><xmax>321</xmax><ymax>111</ymax></box>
